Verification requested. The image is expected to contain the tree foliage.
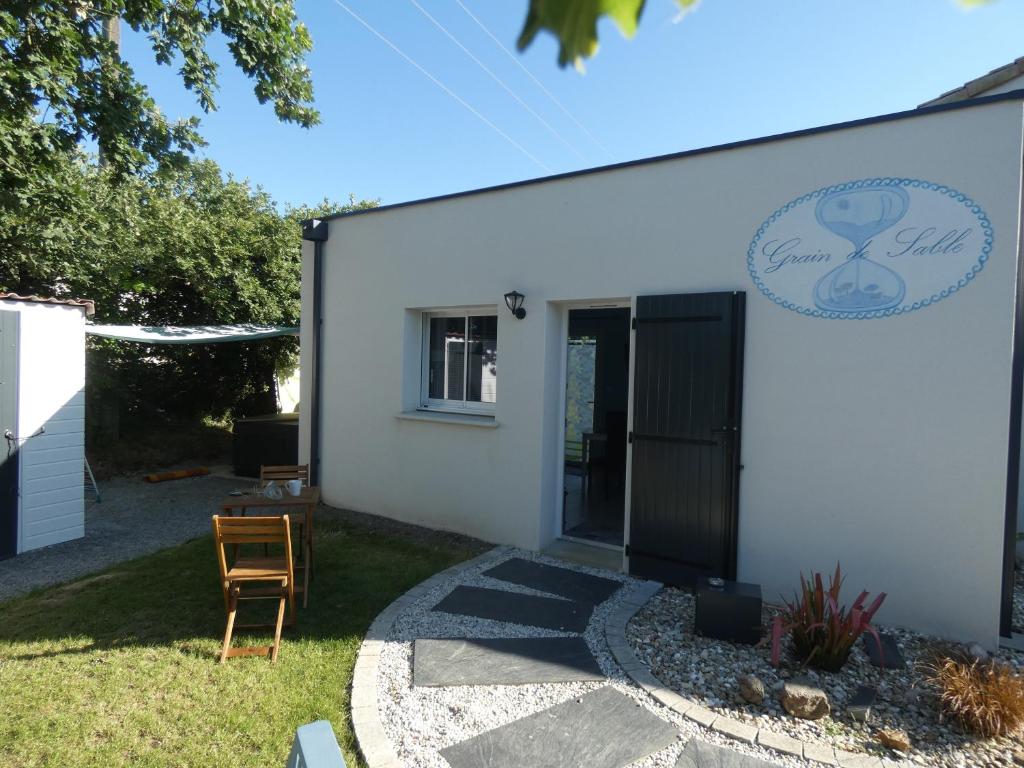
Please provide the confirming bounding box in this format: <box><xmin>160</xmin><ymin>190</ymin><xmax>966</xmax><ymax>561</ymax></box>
<box><xmin>0</xmin><ymin>0</ymin><xmax>317</xmax><ymax>182</ymax></box>
<box><xmin>518</xmin><ymin>0</ymin><xmax>697</xmax><ymax>69</ymax></box>
<box><xmin>0</xmin><ymin>150</ymin><xmax>376</xmax><ymax>427</ymax></box>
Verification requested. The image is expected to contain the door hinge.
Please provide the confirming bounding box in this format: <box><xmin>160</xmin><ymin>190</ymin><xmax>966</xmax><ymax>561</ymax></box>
<box><xmin>624</xmin><ymin>543</ymin><xmax>630</xmax><ymax>557</ymax></box>
<box><xmin>628</xmin><ymin>431</ymin><xmax>633</xmax><ymax>444</ymax></box>
<box><xmin>631</xmin><ymin>317</ymin><xmax>637</xmax><ymax>330</ymax></box>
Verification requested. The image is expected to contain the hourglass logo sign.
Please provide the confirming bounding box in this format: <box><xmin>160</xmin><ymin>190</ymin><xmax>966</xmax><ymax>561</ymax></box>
<box><xmin>747</xmin><ymin>178</ymin><xmax>993</xmax><ymax>319</ymax></box>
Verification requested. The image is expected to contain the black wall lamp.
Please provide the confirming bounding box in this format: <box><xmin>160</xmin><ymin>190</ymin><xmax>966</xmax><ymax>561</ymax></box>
<box><xmin>504</xmin><ymin>291</ymin><xmax>526</xmax><ymax>320</ymax></box>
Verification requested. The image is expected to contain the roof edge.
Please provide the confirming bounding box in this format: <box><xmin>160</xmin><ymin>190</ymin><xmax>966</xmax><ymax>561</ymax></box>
<box><xmin>304</xmin><ymin>87</ymin><xmax>1024</xmax><ymax>229</ymax></box>
<box><xmin>0</xmin><ymin>293</ymin><xmax>95</xmax><ymax>317</ymax></box>
<box><xmin>921</xmin><ymin>56</ymin><xmax>1024</xmax><ymax>107</ymax></box>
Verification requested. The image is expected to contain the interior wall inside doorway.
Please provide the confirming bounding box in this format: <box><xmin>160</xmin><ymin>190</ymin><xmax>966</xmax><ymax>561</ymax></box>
<box><xmin>562</xmin><ymin>307</ymin><xmax>631</xmax><ymax>546</ymax></box>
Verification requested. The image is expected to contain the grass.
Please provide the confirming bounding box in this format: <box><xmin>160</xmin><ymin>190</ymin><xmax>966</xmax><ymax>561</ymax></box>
<box><xmin>924</xmin><ymin>650</ymin><xmax>1024</xmax><ymax>737</ymax></box>
<box><xmin>0</xmin><ymin>507</ymin><xmax>483</xmax><ymax>767</ymax></box>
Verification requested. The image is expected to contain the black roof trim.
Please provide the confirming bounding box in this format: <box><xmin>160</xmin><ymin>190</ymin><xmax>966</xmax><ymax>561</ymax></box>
<box><xmin>306</xmin><ymin>88</ymin><xmax>1024</xmax><ymax>227</ymax></box>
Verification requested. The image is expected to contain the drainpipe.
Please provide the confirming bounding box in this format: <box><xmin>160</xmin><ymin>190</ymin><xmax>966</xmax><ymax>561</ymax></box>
<box><xmin>301</xmin><ymin>219</ymin><xmax>328</xmax><ymax>486</ymax></box>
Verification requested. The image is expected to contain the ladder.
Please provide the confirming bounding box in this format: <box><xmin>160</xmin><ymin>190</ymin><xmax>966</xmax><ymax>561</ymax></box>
<box><xmin>84</xmin><ymin>457</ymin><xmax>101</xmax><ymax>503</ymax></box>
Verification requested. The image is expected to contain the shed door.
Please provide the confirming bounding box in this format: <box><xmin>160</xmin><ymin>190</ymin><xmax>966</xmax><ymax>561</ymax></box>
<box><xmin>628</xmin><ymin>292</ymin><xmax>745</xmax><ymax>585</ymax></box>
<box><xmin>0</xmin><ymin>311</ymin><xmax>19</xmax><ymax>559</ymax></box>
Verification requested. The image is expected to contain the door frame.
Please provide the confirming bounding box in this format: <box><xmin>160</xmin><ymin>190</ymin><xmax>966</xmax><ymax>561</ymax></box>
<box><xmin>553</xmin><ymin>298</ymin><xmax>634</xmax><ymax>558</ymax></box>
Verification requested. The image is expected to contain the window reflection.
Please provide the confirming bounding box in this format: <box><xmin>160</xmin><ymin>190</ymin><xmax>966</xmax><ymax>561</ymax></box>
<box><xmin>468</xmin><ymin>315</ymin><xmax>497</xmax><ymax>404</ymax></box>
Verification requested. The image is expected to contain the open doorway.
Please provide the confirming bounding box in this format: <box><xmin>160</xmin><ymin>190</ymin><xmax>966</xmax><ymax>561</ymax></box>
<box><xmin>561</xmin><ymin>307</ymin><xmax>631</xmax><ymax>547</ymax></box>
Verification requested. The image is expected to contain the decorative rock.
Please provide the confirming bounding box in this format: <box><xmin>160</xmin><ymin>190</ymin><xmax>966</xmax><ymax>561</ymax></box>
<box><xmin>780</xmin><ymin>677</ymin><xmax>831</xmax><ymax>720</ymax></box>
<box><xmin>877</xmin><ymin>728</ymin><xmax>912</xmax><ymax>752</ymax></box>
<box><xmin>738</xmin><ymin>674</ymin><xmax>765</xmax><ymax>705</ymax></box>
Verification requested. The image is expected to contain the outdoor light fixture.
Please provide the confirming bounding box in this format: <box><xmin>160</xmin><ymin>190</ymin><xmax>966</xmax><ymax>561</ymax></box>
<box><xmin>504</xmin><ymin>291</ymin><xmax>526</xmax><ymax>320</ymax></box>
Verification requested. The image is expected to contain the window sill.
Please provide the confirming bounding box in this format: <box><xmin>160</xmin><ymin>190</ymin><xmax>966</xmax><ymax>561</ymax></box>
<box><xmin>395</xmin><ymin>410</ymin><xmax>498</xmax><ymax>428</ymax></box>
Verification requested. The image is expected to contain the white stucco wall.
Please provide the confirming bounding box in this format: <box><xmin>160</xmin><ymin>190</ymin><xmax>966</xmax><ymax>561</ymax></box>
<box><xmin>0</xmin><ymin>300</ymin><xmax>86</xmax><ymax>552</ymax></box>
<box><xmin>303</xmin><ymin>97</ymin><xmax>1024</xmax><ymax>645</ymax></box>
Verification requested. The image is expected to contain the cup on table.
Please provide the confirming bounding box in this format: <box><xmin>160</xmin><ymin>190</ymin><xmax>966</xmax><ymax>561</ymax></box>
<box><xmin>285</xmin><ymin>479</ymin><xmax>303</xmax><ymax>497</ymax></box>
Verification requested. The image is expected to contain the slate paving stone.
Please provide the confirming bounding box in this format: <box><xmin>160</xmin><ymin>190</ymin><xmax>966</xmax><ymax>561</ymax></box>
<box><xmin>862</xmin><ymin>632</ymin><xmax>907</xmax><ymax>669</ymax></box>
<box><xmin>674</xmin><ymin>739</ymin><xmax>778</xmax><ymax>768</ymax></box>
<box><xmin>483</xmin><ymin>557</ymin><xmax>622</xmax><ymax>605</ymax></box>
<box><xmin>413</xmin><ymin>637</ymin><xmax>604</xmax><ymax>687</ymax></box>
<box><xmin>440</xmin><ymin>686</ymin><xmax>678</xmax><ymax>768</ymax></box>
<box><xmin>432</xmin><ymin>585</ymin><xmax>593</xmax><ymax>632</ymax></box>
<box><xmin>848</xmin><ymin>684</ymin><xmax>877</xmax><ymax>722</ymax></box>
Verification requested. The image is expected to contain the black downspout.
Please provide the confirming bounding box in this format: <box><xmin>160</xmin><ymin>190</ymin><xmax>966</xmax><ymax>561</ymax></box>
<box><xmin>1001</xmin><ymin>147</ymin><xmax>1024</xmax><ymax>638</ymax></box>
<box><xmin>301</xmin><ymin>219</ymin><xmax>328</xmax><ymax>487</ymax></box>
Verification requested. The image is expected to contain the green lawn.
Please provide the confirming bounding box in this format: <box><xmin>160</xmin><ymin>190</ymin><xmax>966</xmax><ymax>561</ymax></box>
<box><xmin>0</xmin><ymin>508</ymin><xmax>482</xmax><ymax>768</ymax></box>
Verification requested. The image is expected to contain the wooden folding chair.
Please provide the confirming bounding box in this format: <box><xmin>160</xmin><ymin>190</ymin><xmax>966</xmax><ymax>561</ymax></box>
<box><xmin>212</xmin><ymin>515</ymin><xmax>296</xmax><ymax>663</ymax></box>
<box><xmin>258</xmin><ymin>463</ymin><xmax>310</xmax><ymax>556</ymax></box>
<box><xmin>259</xmin><ymin>464</ymin><xmax>310</xmax><ymax>485</ymax></box>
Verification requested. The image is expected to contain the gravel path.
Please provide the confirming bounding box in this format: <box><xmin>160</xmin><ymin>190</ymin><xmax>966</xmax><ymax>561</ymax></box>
<box><xmin>376</xmin><ymin>548</ymin><xmax>802</xmax><ymax>767</ymax></box>
<box><xmin>628</xmin><ymin>587</ymin><xmax>1024</xmax><ymax>768</ymax></box>
<box><xmin>0</xmin><ymin>471</ymin><xmax>246</xmax><ymax>602</ymax></box>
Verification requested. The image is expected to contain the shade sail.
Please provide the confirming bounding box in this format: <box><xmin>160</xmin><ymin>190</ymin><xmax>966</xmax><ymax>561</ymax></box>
<box><xmin>86</xmin><ymin>323</ymin><xmax>298</xmax><ymax>344</ymax></box>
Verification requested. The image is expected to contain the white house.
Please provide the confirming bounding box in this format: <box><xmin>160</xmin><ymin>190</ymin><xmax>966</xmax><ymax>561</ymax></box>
<box><xmin>299</xmin><ymin>81</ymin><xmax>1024</xmax><ymax>647</ymax></box>
<box><xmin>0</xmin><ymin>294</ymin><xmax>91</xmax><ymax>557</ymax></box>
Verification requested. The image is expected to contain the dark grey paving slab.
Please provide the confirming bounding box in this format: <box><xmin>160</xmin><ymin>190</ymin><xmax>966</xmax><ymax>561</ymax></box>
<box><xmin>862</xmin><ymin>631</ymin><xmax>907</xmax><ymax>669</ymax></box>
<box><xmin>674</xmin><ymin>739</ymin><xmax>778</xmax><ymax>768</ymax></box>
<box><xmin>441</xmin><ymin>686</ymin><xmax>677</xmax><ymax>768</ymax></box>
<box><xmin>413</xmin><ymin>637</ymin><xmax>604</xmax><ymax>687</ymax></box>
<box><xmin>432</xmin><ymin>585</ymin><xmax>593</xmax><ymax>632</ymax></box>
<box><xmin>483</xmin><ymin>557</ymin><xmax>621</xmax><ymax>605</ymax></box>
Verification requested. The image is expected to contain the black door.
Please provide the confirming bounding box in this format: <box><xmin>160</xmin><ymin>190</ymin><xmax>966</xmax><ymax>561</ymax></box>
<box><xmin>0</xmin><ymin>310</ymin><xmax>19</xmax><ymax>559</ymax></box>
<box><xmin>628</xmin><ymin>292</ymin><xmax>745</xmax><ymax>585</ymax></box>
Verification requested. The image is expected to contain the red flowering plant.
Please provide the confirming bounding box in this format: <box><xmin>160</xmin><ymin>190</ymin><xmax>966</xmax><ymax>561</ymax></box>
<box><xmin>770</xmin><ymin>563</ymin><xmax>886</xmax><ymax>672</ymax></box>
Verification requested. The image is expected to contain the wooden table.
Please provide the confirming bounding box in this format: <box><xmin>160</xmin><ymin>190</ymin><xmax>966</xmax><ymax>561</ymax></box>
<box><xmin>220</xmin><ymin>486</ymin><xmax>320</xmax><ymax>608</ymax></box>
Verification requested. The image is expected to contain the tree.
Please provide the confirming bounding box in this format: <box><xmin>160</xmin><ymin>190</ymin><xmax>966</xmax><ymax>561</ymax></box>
<box><xmin>0</xmin><ymin>0</ymin><xmax>317</xmax><ymax>182</ymax></box>
<box><xmin>0</xmin><ymin>150</ymin><xmax>376</xmax><ymax>427</ymax></box>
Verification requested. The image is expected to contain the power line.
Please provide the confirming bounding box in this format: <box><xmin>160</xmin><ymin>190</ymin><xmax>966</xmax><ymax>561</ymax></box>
<box><xmin>408</xmin><ymin>0</ymin><xmax>585</xmax><ymax>162</ymax></box>
<box><xmin>331</xmin><ymin>0</ymin><xmax>551</xmax><ymax>174</ymax></box>
<box><xmin>453</xmin><ymin>0</ymin><xmax>615</xmax><ymax>161</ymax></box>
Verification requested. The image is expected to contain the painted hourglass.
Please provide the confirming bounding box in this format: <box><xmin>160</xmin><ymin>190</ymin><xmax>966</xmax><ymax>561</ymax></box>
<box><xmin>813</xmin><ymin>186</ymin><xmax>909</xmax><ymax>313</ymax></box>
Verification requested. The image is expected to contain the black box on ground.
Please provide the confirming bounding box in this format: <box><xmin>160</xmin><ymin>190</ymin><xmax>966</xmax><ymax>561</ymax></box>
<box><xmin>233</xmin><ymin>413</ymin><xmax>299</xmax><ymax>478</ymax></box>
<box><xmin>694</xmin><ymin>577</ymin><xmax>763</xmax><ymax>645</ymax></box>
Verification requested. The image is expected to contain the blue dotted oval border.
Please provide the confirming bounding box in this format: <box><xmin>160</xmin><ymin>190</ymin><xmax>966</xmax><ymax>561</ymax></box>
<box><xmin>746</xmin><ymin>177</ymin><xmax>994</xmax><ymax>320</ymax></box>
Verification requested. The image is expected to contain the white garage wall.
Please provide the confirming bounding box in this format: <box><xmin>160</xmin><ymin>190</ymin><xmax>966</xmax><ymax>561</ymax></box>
<box><xmin>0</xmin><ymin>301</ymin><xmax>86</xmax><ymax>552</ymax></box>
<box><xmin>303</xmin><ymin>97</ymin><xmax>1024</xmax><ymax>644</ymax></box>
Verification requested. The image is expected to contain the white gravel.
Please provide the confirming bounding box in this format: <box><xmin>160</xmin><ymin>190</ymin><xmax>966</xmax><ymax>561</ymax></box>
<box><xmin>374</xmin><ymin>548</ymin><xmax>804</xmax><ymax>767</ymax></box>
<box><xmin>628</xmin><ymin>586</ymin><xmax>1024</xmax><ymax>768</ymax></box>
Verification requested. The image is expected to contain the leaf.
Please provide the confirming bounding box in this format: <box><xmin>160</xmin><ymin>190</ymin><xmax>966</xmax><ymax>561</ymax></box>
<box><xmin>518</xmin><ymin>0</ymin><xmax>647</xmax><ymax>69</ymax></box>
<box><xmin>518</xmin><ymin>0</ymin><xmax>701</xmax><ymax>68</ymax></box>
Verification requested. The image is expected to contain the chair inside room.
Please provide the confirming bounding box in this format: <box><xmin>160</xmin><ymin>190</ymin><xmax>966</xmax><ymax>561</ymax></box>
<box><xmin>212</xmin><ymin>514</ymin><xmax>296</xmax><ymax>663</ymax></box>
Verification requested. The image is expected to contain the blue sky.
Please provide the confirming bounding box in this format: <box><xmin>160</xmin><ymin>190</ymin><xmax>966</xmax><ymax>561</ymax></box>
<box><xmin>122</xmin><ymin>0</ymin><xmax>1024</xmax><ymax>210</ymax></box>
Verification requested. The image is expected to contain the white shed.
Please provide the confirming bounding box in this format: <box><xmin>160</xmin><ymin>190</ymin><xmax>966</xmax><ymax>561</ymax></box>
<box><xmin>0</xmin><ymin>294</ymin><xmax>92</xmax><ymax>557</ymax></box>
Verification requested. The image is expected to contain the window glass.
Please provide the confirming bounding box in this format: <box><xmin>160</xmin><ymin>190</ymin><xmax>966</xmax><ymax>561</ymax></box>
<box><xmin>428</xmin><ymin>317</ymin><xmax>465</xmax><ymax>401</ymax></box>
<box><xmin>467</xmin><ymin>315</ymin><xmax>497</xmax><ymax>404</ymax></box>
<box><xmin>424</xmin><ymin>311</ymin><xmax>497</xmax><ymax>410</ymax></box>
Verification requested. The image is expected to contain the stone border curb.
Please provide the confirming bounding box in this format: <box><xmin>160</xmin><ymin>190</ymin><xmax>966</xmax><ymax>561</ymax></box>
<box><xmin>604</xmin><ymin>586</ymin><xmax>911</xmax><ymax>768</ymax></box>
<box><xmin>350</xmin><ymin>546</ymin><xmax>511</xmax><ymax>768</ymax></box>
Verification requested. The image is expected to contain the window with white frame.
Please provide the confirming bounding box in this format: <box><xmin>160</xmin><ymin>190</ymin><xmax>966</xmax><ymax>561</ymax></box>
<box><xmin>421</xmin><ymin>309</ymin><xmax>497</xmax><ymax>413</ymax></box>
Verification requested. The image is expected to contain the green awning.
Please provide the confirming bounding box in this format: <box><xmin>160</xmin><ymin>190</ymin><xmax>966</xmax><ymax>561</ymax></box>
<box><xmin>86</xmin><ymin>324</ymin><xmax>298</xmax><ymax>344</ymax></box>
